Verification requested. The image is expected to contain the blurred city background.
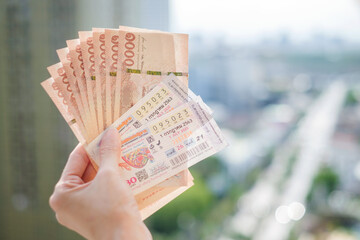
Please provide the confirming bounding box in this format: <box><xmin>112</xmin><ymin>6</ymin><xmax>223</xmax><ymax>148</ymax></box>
<box><xmin>1</xmin><ymin>0</ymin><xmax>360</xmax><ymax>239</ymax></box>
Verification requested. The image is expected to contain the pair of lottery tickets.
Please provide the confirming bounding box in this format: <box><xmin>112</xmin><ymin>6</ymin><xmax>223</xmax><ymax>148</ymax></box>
<box><xmin>41</xmin><ymin>26</ymin><xmax>227</xmax><ymax>219</ymax></box>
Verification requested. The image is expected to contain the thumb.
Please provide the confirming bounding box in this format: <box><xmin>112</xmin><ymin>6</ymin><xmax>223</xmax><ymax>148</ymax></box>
<box><xmin>98</xmin><ymin>128</ymin><xmax>121</xmax><ymax>170</ymax></box>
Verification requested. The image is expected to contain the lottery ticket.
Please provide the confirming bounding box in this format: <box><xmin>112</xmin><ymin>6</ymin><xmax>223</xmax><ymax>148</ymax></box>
<box><xmin>110</xmin><ymin>74</ymin><xmax>192</xmax><ymax>138</ymax></box>
<box><xmin>86</xmin><ymin>100</ymin><xmax>227</xmax><ymax>194</ymax></box>
<box><xmin>85</xmin><ymin>74</ymin><xmax>213</xmax><ymax>189</ymax></box>
<box><xmin>107</xmin><ymin>74</ymin><xmax>213</xmax><ymax>138</ymax></box>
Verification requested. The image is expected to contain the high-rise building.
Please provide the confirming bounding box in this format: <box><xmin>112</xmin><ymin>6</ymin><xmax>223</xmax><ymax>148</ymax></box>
<box><xmin>75</xmin><ymin>0</ymin><xmax>169</xmax><ymax>31</ymax></box>
<box><xmin>0</xmin><ymin>1</ymin><xmax>169</xmax><ymax>239</ymax></box>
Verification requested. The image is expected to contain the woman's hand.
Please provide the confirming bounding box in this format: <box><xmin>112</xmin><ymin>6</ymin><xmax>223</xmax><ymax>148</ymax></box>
<box><xmin>49</xmin><ymin>128</ymin><xmax>152</xmax><ymax>240</ymax></box>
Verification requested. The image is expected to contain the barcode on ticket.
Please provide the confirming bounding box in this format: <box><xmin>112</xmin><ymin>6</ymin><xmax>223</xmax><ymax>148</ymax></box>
<box><xmin>169</xmin><ymin>142</ymin><xmax>209</xmax><ymax>166</ymax></box>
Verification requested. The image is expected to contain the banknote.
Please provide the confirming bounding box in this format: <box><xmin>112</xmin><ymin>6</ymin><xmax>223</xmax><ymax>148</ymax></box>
<box><xmin>136</xmin><ymin>170</ymin><xmax>194</xmax><ymax>220</ymax></box>
<box><xmin>41</xmin><ymin>78</ymin><xmax>86</xmax><ymax>144</ymax></box>
<box><xmin>86</xmin><ymin>100</ymin><xmax>227</xmax><ymax>194</ymax></box>
<box><xmin>114</xmin><ymin>26</ymin><xmax>177</xmax><ymax>119</ymax></box>
<box><xmin>47</xmin><ymin>62</ymin><xmax>87</xmax><ymax>139</ymax></box>
<box><xmin>105</xmin><ymin>29</ymin><xmax>119</xmax><ymax>126</ymax></box>
<box><xmin>117</xmin><ymin>28</ymin><xmax>187</xmax><ymax>115</ymax></box>
<box><xmin>119</xmin><ymin>26</ymin><xmax>189</xmax><ymax>86</ymax></box>
<box><xmin>92</xmin><ymin>28</ymin><xmax>106</xmax><ymax>131</ymax></box>
<box><xmin>67</xmin><ymin>39</ymin><xmax>97</xmax><ymax>141</ymax></box>
<box><xmin>79</xmin><ymin>31</ymin><xmax>99</xmax><ymax>136</ymax></box>
<box><xmin>57</xmin><ymin>47</ymin><xmax>93</xmax><ymax>139</ymax></box>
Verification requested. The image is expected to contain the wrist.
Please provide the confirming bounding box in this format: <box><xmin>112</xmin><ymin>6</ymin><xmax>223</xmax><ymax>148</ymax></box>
<box><xmin>90</xmin><ymin>226</ymin><xmax>124</xmax><ymax>240</ymax></box>
<box><xmin>88</xmin><ymin>216</ymin><xmax>151</xmax><ymax>240</ymax></box>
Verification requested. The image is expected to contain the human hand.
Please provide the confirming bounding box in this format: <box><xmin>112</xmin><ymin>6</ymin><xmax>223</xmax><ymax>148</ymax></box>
<box><xmin>49</xmin><ymin>128</ymin><xmax>152</xmax><ymax>240</ymax></box>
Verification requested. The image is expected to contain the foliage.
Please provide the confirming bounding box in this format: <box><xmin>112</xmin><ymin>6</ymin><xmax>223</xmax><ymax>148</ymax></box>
<box><xmin>192</xmin><ymin>155</ymin><xmax>224</xmax><ymax>178</ymax></box>
<box><xmin>345</xmin><ymin>89</ymin><xmax>359</xmax><ymax>106</ymax></box>
<box><xmin>307</xmin><ymin>165</ymin><xmax>339</xmax><ymax>203</ymax></box>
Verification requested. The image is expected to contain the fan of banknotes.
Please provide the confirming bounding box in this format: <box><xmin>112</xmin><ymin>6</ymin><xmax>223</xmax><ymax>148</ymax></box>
<box><xmin>41</xmin><ymin>26</ymin><xmax>228</xmax><ymax>220</ymax></box>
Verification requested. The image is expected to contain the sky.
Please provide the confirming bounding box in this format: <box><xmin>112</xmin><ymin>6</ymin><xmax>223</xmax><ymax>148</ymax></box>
<box><xmin>170</xmin><ymin>0</ymin><xmax>360</xmax><ymax>44</ymax></box>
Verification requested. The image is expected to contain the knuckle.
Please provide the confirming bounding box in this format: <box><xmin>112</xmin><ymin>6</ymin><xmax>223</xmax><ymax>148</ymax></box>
<box><xmin>49</xmin><ymin>193</ymin><xmax>61</xmax><ymax>211</ymax></box>
<box><xmin>49</xmin><ymin>184</ymin><xmax>67</xmax><ymax>211</ymax></box>
<box><xmin>99</xmin><ymin>144</ymin><xmax>118</xmax><ymax>155</ymax></box>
